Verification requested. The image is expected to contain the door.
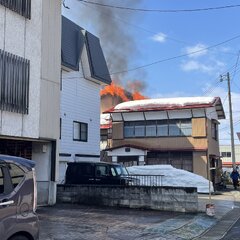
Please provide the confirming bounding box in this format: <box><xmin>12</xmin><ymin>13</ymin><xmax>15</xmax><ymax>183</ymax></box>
<box><xmin>95</xmin><ymin>164</ymin><xmax>111</xmax><ymax>184</ymax></box>
<box><xmin>0</xmin><ymin>164</ymin><xmax>16</xmax><ymax>240</ymax></box>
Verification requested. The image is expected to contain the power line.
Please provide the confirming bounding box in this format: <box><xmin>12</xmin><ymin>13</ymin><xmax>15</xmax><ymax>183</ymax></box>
<box><xmin>202</xmin><ymin>59</ymin><xmax>240</xmax><ymax>96</ymax></box>
<box><xmin>61</xmin><ymin>34</ymin><xmax>240</xmax><ymax>79</ymax></box>
<box><xmin>80</xmin><ymin>1</ymin><xmax>240</xmax><ymax>57</ymax></box>
<box><xmin>110</xmin><ymin>34</ymin><xmax>240</xmax><ymax>75</ymax></box>
<box><xmin>78</xmin><ymin>1</ymin><xmax>240</xmax><ymax>13</ymax></box>
<box><xmin>79</xmin><ymin>2</ymin><xmax>189</xmax><ymax>45</ymax></box>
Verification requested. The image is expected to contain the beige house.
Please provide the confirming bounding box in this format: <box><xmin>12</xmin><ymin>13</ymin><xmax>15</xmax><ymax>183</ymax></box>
<box><xmin>104</xmin><ymin>97</ymin><xmax>225</xmax><ymax>184</ymax></box>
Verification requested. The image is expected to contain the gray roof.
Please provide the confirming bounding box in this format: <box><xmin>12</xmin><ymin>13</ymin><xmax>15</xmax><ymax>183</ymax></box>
<box><xmin>61</xmin><ymin>16</ymin><xmax>111</xmax><ymax>85</ymax></box>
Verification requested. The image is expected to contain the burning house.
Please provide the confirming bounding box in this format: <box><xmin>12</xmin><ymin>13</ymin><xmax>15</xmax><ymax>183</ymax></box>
<box><xmin>100</xmin><ymin>82</ymin><xmax>147</xmax><ymax>157</ymax></box>
<box><xmin>102</xmin><ymin>96</ymin><xmax>225</xmax><ymax>184</ymax></box>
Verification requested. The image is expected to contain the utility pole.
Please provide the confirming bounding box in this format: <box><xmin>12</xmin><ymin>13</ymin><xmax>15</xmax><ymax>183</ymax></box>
<box><xmin>220</xmin><ymin>72</ymin><xmax>236</xmax><ymax>167</ymax></box>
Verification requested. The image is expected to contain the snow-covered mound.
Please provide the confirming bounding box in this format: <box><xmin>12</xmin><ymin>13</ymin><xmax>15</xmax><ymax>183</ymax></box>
<box><xmin>127</xmin><ymin>165</ymin><xmax>213</xmax><ymax>193</ymax></box>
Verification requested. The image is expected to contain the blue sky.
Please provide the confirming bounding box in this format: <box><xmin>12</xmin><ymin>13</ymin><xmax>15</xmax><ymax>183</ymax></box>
<box><xmin>63</xmin><ymin>0</ymin><xmax>240</xmax><ymax>145</ymax></box>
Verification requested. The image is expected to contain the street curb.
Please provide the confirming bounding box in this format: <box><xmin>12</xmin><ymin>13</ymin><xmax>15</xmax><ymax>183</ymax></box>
<box><xmin>196</xmin><ymin>207</ymin><xmax>240</xmax><ymax>240</ymax></box>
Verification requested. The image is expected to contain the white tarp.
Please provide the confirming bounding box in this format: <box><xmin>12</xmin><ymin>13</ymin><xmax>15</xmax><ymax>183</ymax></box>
<box><xmin>127</xmin><ymin>165</ymin><xmax>214</xmax><ymax>193</ymax></box>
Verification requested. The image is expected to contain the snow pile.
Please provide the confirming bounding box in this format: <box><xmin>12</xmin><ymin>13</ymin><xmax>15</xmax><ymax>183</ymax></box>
<box><xmin>127</xmin><ymin>165</ymin><xmax>213</xmax><ymax>193</ymax></box>
<box><xmin>100</xmin><ymin>113</ymin><xmax>111</xmax><ymax>125</ymax></box>
<box><xmin>114</xmin><ymin>97</ymin><xmax>216</xmax><ymax>111</ymax></box>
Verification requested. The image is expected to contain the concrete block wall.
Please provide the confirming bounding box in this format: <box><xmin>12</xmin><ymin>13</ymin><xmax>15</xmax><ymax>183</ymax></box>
<box><xmin>57</xmin><ymin>185</ymin><xmax>198</xmax><ymax>212</ymax></box>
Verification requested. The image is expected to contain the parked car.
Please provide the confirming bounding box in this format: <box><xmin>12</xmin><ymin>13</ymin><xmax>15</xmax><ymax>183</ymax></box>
<box><xmin>65</xmin><ymin>161</ymin><xmax>137</xmax><ymax>185</ymax></box>
<box><xmin>0</xmin><ymin>155</ymin><xmax>39</xmax><ymax>240</ymax></box>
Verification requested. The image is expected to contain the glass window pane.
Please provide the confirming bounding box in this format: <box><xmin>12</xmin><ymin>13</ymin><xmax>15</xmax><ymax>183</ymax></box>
<box><xmin>73</xmin><ymin>122</ymin><xmax>80</xmax><ymax>140</ymax></box>
<box><xmin>135</xmin><ymin>125</ymin><xmax>145</xmax><ymax>137</ymax></box>
<box><xmin>180</xmin><ymin>121</ymin><xmax>192</xmax><ymax>136</ymax></box>
<box><xmin>8</xmin><ymin>164</ymin><xmax>25</xmax><ymax>188</ymax></box>
<box><xmin>124</xmin><ymin>126</ymin><xmax>134</xmax><ymax>137</ymax></box>
<box><xmin>146</xmin><ymin>125</ymin><xmax>156</xmax><ymax>136</ymax></box>
<box><xmin>169</xmin><ymin>121</ymin><xmax>180</xmax><ymax>136</ymax></box>
<box><xmin>80</xmin><ymin>123</ymin><xmax>88</xmax><ymax>141</ymax></box>
<box><xmin>157</xmin><ymin>121</ymin><xmax>168</xmax><ymax>136</ymax></box>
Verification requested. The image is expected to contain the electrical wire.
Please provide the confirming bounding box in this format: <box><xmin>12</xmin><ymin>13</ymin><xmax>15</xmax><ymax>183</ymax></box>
<box><xmin>79</xmin><ymin>1</ymin><xmax>240</xmax><ymax>57</ymax></box>
<box><xmin>62</xmin><ymin>42</ymin><xmax>240</xmax><ymax>81</ymax></box>
<box><xmin>78</xmin><ymin>1</ymin><xmax>240</xmax><ymax>13</ymax></box>
<box><xmin>109</xmin><ymin>34</ymin><xmax>240</xmax><ymax>75</ymax></box>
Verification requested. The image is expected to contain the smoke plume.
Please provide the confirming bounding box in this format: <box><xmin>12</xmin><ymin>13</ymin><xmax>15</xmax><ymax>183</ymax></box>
<box><xmin>75</xmin><ymin>0</ymin><xmax>146</xmax><ymax>88</ymax></box>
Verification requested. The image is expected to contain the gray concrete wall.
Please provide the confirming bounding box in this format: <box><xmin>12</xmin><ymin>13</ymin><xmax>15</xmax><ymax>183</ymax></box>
<box><xmin>57</xmin><ymin>185</ymin><xmax>198</xmax><ymax>213</ymax></box>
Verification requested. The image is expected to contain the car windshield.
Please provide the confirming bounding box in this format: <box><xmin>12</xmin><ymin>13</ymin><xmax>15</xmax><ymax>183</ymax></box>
<box><xmin>114</xmin><ymin>165</ymin><xmax>128</xmax><ymax>176</ymax></box>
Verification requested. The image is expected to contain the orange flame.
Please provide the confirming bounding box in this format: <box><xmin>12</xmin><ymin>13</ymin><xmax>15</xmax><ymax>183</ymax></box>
<box><xmin>132</xmin><ymin>91</ymin><xmax>148</xmax><ymax>100</ymax></box>
<box><xmin>101</xmin><ymin>82</ymin><xmax>129</xmax><ymax>102</ymax></box>
<box><xmin>101</xmin><ymin>81</ymin><xmax>147</xmax><ymax>103</ymax></box>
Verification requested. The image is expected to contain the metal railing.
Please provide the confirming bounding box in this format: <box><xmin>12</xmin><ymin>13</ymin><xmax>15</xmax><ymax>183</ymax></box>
<box><xmin>128</xmin><ymin>174</ymin><xmax>164</xmax><ymax>187</ymax></box>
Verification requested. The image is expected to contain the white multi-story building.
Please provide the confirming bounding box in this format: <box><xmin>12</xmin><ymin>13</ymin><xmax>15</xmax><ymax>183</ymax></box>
<box><xmin>0</xmin><ymin>1</ymin><xmax>61</xmax><ymax>205</ymax></box>
<box><xmin>59</xmin><ymin>17</ymin><xmax>111</xmax><ymax>182</ymax></box>
<box><xmin>220</xmin><ymin>144</ymin><xmax>240</xmax><ymax>169</ymax></box>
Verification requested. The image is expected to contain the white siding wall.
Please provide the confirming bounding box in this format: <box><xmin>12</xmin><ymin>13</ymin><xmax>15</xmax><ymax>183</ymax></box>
<box><xmin>60</xmin><ymin>68</ymin><xmax>101</xmax><ymax>162</ymax></box>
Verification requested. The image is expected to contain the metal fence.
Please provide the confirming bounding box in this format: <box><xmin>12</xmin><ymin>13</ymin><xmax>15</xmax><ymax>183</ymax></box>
<box><xmin>128</xmin><ymin>174</ymin><xmax>164</xmax><ymax>187</ymax></box>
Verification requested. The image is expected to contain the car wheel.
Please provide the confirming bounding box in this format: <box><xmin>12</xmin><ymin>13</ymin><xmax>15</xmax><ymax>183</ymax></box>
<box><xmin>9</xmin><ymin>235</ymin><xmax>29</xmax><ymax>240</ymax></box>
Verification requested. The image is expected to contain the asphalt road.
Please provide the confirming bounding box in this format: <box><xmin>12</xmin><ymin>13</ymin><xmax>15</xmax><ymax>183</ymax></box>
<box><xmin>38</xmin><ymin>204</ymin><xmax>216</xmax><ymax>240</ymax></box>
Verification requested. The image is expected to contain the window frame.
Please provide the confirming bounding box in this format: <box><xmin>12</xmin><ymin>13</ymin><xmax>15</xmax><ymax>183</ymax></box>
<box><xmin>123</xmin><ymin>119</ymin><xmax>192</xmax><ymax>138</ymax></box>
<box><xmin>0</xmin><ymin>164</ymin><xmax>14</xmax><ymax>196</ymax></box>
<box><xmin>7</xmin><ymin>163</ymin><xmax>25</xmax><ymax>189</ymax></box>
<box><xmin>211</xmin><ymin>121</ymin><xmax>218</xmax><ymax>141</ymax></box>
<box><xmin>73</xmin><ymin>121</ymin><xmax>88</xmax><ymax>142</ymax></box>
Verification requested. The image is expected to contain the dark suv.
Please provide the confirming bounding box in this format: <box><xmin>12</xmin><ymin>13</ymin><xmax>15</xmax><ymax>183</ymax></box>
<box><xmin>65</xmin><ymin>161</ymin><xmax>135</xmax><ymax>185</ymax></box>
<box><xmin>0</xmin><ymin>155</ymin><xmax>39</xmax><ymax>240</ymax></box>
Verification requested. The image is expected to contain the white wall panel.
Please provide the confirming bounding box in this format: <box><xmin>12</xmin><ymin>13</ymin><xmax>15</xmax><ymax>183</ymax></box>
<box><xmin>168</xmin><ymin>110</ymin><xmax>192</xmax><ymax>119</ymax></box>
<box><xmin>144</xmin><ymin>111</ymin><xmax>168</xmax><ymax>120</ymax></box>
<box><xmin>192</xmin><ymin>109</ymin><xmax>205</xmax><ymax>118</ymax></box>
<box><xmin>60</xmin><ymin>68</ymin><xmax>101</xmax><ymax>158</ymax></box>
<box><xmin>111</xmin><ymin>113</ymin><xmax>122</xmax><ymax>121</ymax></box>
<box><xmin>206</xmin><ymin>107</ymin><xmax>218</xmax><ymax>120</ymax></box>
<box><xmin>122</xmin><ymin>112</ymin><xmax>144</xmax><ymax>121</ymax></box>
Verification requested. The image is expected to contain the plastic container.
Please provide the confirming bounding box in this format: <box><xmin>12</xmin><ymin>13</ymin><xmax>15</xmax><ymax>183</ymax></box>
<box><xmin>206</xmin><ymin>203</ymin><xmax>215</xmax><ymax>216</ymax></box>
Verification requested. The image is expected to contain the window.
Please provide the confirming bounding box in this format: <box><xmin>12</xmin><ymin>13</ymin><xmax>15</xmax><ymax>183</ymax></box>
<box><xmin>0</xmin><ymin>49</ymin><xmax>30</xmax><ymax>114</ymax></box>
<box><xmin>180</xmin><ymin>120</ymin><xmax>192</xmax><ymax>136</ymax></box>
<box><xmin>124</xmin><ymin>122</ymin><xmax>135</xmax><ymax>137</ymax></box>
<box><xmin>0</xmin><ymin>167</ymin><xmax>4</xmax><ymax>194</ymax></box>
<box><xmin>221</xmin><ymin>152</ymin><xmax>231</xmax><ymax>158</ymax></box>
<box><xmin>157</xmin><ymin>120</ymin><xmax>168</xmax><ymax>136</ymax></box>
<box><xmin>211</xmin><ymin>121</ymin><xmax>218</xmax><ymax>140</ymax></box>
<box><xmin>96</xmin><ymin>165</ymin><xmax>108</xmax><ymax>176</ymax></box>
<box><xmin>124</xmin><ymin>119</ymin><xmax>192</xmax><ymax>138</ymax></box>
<box><xmin>8</xmin><ymin>164</ymin><xmax>25</xmax><ymax>188</ymax></box>
<box><xmin>0</xmin><ymin>0</ymin><xmax>31</xmax><ymax>19</ymax></box>
<box><xmin>134</xmin><ymin>121</ymin><xmax>145</xmax><ymax>137</ymax></box>
<box><xmin>73</xmin><ymin>121</ymin><xmax>88</xmax><ymax>142</ymax></box>
<box><xmin>146</xmin><ymin>121</ymin><xmax>157</xmax><ymax>136</ymax></box>
<box><xmin>169</xmin><ymin>120</ymin><xmax>180</xmax><ymax>136</ymax></box>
